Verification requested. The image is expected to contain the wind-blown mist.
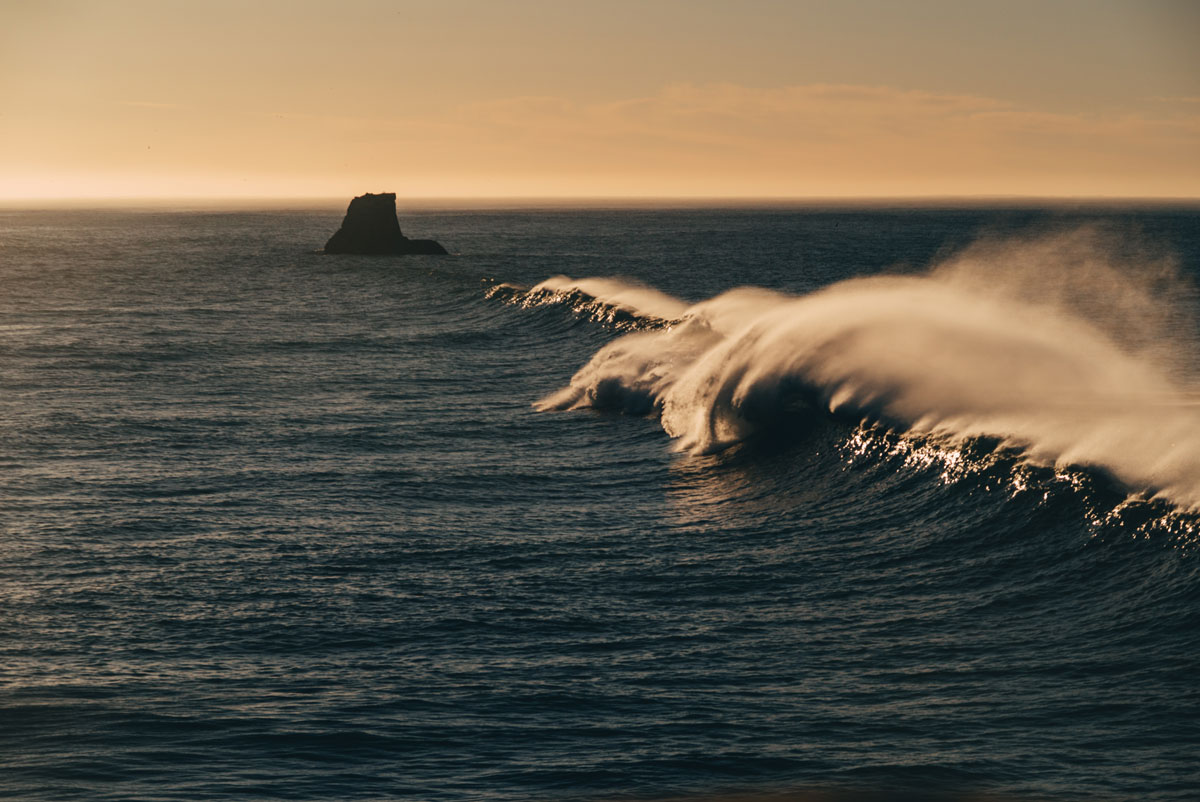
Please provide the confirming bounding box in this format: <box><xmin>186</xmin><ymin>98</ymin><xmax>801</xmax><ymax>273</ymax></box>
<box><xmin>533</xmin><ymin>229</ymin><xmax>1200</xmax><ymax>509</ymax></box>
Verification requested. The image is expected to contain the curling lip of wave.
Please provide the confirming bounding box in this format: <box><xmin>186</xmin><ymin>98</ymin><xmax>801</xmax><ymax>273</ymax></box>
<box><xmin>528</xmin><ymin>271</ymin><xmax>1200</xmax><ymax>511</ymax></box>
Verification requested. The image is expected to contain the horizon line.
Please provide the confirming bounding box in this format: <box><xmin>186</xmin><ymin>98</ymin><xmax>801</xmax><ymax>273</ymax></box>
<box><xmin>3</xmin><ymin>193</ymin><xmax>1199</xmax><ymax>209</ymax></box>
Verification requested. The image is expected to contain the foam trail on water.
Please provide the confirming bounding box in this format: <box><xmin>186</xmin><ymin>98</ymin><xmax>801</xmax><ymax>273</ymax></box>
<box><xmin>536</xmin><ymin>229</ymin><xmax>1200</xmax><ymax>509</ymax></box>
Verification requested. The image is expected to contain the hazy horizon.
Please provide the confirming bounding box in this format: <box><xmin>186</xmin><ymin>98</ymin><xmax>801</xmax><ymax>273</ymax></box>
<box><xmin>4</xmin><ymin>194</ymin><xmax>1200</xmax><ymax>212</ymax></box>
<box><xmin>4</xmin><ymin>0</ymin><xmax>1197</xmax><ymax>201</ymax></box>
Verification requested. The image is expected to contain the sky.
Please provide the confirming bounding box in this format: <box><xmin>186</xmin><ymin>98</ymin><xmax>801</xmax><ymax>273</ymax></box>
<box><xmin>2</xmin><ymin>0</ymin><xmax>1198</xmax><ymax>199</ymax></box>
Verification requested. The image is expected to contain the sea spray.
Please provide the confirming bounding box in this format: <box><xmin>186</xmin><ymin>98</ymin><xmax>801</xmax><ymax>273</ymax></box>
<box><xmin>530</xmin><ymin>229</ymin><xmax>1200</xmax><ymax>509</ymax></box>
<box><xmin>930</xmin><ymin>225</ymin><xmax>1199</xmax><ymax>379</ymax></box>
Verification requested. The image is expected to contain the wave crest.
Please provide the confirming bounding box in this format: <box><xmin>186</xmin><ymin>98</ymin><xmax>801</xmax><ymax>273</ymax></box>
<box><xmin>486</xmin><ymin>275</ymin><xmax>686</xmax><ymax>330</ymax></box>
<box><xmin>530</xmin><ymin>230</ymin><xmax>1200</xmax><ymax>510</ymax></box>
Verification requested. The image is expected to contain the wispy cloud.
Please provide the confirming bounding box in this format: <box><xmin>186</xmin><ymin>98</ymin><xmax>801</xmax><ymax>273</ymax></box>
<box><xmin>430</xmin><ymin>82</ymin><xmax>1199</xmax><ymax>191</ymax></box>
<box><xmin>218</xmin><ymin>81</ymin><xmax>1199</xmax><ymax>195</ymax></box>
<box><xmin>15</xmin><ymin>82</ymin><xmax>1199</xmax><ymax>197</ymax></box>
<box><xmin>120</xmin><ymin>100</ymin><xmax>184</xmax><ymax>110</ymax></box>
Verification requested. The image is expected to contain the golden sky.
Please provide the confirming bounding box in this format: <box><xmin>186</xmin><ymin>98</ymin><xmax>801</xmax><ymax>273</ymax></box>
<box><xmin>2</xmin><ymin>0</ymin><xmax>1198</xmax><ymax>199</ymax></box>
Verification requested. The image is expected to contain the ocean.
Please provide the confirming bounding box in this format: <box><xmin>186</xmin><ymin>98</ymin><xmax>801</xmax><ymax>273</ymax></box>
<box><xmin>1</xmin><ymin>202</ymin><xmax>1198</xmax><ymax>801</ymax></box>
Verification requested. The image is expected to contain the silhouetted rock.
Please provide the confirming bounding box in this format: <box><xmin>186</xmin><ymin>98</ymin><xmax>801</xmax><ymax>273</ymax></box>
<box><xmin>323</xmin><ymin>193</ymin><xmax>447</xmax><ymax>255</ymax></box>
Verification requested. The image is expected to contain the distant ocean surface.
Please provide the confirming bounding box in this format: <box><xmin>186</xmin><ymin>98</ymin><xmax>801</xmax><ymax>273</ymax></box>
<box><xmin>1</xmin><ymin>202</ymin><xmax>1198</xmax><ymax>802</ymax></box>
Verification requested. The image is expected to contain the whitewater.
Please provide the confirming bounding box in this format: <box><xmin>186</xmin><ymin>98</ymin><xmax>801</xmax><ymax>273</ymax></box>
<box><xmin>527</xmin><ymin>229</ymin><xmax>1200</xmax><ymax>510</ymax></box>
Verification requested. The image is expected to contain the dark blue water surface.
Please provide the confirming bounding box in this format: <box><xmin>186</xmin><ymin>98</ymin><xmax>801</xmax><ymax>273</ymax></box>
<box><xmin>1</xmin><ymin>203</ymin><xmax>1198</xmax><ymax>801</ymax></box>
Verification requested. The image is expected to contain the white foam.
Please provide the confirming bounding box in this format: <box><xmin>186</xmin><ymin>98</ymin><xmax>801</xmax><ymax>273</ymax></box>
<box><xmin>528</xmin><ymin>275</ymin><xmax>690</xmax><ymax>323</ymax></box>
<box><xmin>537</xmin><ymin>229</ymin><xmax>1200</xmax><ymax>509</ymax></box>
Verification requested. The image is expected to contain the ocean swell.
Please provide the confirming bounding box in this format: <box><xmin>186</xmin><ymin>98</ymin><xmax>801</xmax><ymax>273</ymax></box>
<box><xmin>531</xmin><ymin>230</ymin><xmax>1200</xmax><ymax>510</ymax></box>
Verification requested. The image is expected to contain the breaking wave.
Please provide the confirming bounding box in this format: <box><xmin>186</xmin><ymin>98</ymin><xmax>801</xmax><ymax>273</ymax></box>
<box><xmin>520</xmin><ymin>229</ymin><xmax>1200</xmax><ymax>511</ymax></box>
<box><xmin>486</xmin><ymin>275</ymin><xmax>685</xmax><ymax>330</ymax></box>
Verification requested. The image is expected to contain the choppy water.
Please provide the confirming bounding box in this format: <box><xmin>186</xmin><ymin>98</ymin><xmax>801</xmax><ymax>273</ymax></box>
<box><xmin>1</xmin><ymin>203</ymin><xmax>1198</xmax><ymax>801</ymax></box>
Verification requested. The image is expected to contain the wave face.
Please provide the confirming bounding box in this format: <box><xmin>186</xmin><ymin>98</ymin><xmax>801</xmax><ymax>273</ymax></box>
<box><xmin>487</xmin><ymin>274</ymin><xmax>687</xmax><ymax>329</ymax></box>
<box><xmin>534</xmin><ymin>229</ymin><xmax>1200</xmax><ymax>509</ymax></box>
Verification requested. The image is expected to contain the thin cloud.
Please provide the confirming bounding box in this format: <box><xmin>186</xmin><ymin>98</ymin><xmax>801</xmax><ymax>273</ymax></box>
<box><xmin>120</xmin><ymin>100</ymin><xmax>184</xmax><ymax>110</ymax></box>
<box><xmin>430</xmin><ymin>82</ymin><xmax>1200</xmax><ymax>194</ymax></box>
<box><xmin>16</xmin><ymin>82</ymin><xmax>1198</xmax><ymax>198</ymax></box>
<box><xmin>455</xmin><ymin>82</ymin><xmax>1198</xmax><ymax>152</ymax></box>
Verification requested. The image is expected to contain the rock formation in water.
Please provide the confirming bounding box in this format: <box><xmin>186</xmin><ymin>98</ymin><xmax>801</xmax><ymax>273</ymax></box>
<box><xmin>323</xmin><ymin>192</ymin><xmax>447</xmax><ymax>255</ymax></box>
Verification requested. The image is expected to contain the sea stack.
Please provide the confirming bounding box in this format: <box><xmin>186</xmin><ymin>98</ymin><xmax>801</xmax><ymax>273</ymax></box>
<box><xmin>323</xmin><ymin>192</ymin><xmax>447</xmax><ymax>255</ymax></box>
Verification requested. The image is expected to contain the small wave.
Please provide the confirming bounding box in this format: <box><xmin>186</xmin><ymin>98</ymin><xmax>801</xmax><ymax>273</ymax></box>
<box><xmin>525</xmin><ymin>229</ymin><xmax>1200</xmax><ymax>512</ymax></box>
<box><xmin>486</xmin><ymin>275</ymin><xmax>687</xmax><ymax>331</ymax></box>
